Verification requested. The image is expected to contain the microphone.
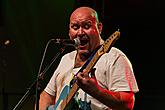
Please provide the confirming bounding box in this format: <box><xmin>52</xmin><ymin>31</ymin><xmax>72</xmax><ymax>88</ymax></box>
<box><xmin>54</xmin><ymin>38</ymin><xmax>80</xmax><ymax>47</ymax></box>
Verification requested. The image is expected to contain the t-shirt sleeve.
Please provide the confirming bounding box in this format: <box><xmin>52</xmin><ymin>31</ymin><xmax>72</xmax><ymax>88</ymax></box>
<box><xmin>108</xmin><ymin>55</ymin><xmax>139</xmax><ymax>93</ymax></box>
<box><xmin>44</xmin><ymin>56</ymin><xmax>65</xmax><ymax>96</ymax></box>
<box><xmin>44</xmin><ymin>68</ymin><xmax>59</xmax><ymax>96</ymax></box>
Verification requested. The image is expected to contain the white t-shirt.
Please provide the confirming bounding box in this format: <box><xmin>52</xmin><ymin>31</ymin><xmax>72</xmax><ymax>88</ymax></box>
<box><xmin>45</xmin><ymin>47</ymin><xmax>139</xmax><ymax>110</ymax></box>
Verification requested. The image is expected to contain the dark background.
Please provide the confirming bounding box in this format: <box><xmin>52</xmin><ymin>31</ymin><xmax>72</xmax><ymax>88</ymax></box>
<box><xmin>0</xmin><ymin>0</ymin><xmax>164</xmax><ymax>110</ymax></box>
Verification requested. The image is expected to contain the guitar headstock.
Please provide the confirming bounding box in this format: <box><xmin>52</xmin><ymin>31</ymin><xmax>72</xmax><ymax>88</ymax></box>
<box><xmin>98</xmin><ymin>30</ymin><xmax>120</xmax><ymax>55</ymax></box>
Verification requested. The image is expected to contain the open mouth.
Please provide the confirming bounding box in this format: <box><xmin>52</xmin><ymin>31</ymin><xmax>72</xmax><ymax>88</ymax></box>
<box><xmin>80</xmin><ymin>36</ymin><xmax>89</xmax><ymax>46</ymax></box>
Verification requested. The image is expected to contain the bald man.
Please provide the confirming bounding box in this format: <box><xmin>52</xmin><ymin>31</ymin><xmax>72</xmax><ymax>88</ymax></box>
<box><xmin>39</xmin><ymin>7</ymin><xmax>139</xmax><ymax>110</ymax></box>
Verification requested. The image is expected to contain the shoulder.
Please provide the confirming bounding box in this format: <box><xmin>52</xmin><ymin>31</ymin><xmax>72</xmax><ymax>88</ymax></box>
<box><xmin>100</xmin><ymin>47</ymin><xmax>131</xmax><ymax>66</ymax></box>
<box><xmin>101</xmin><ymin>47</ymin><xmax>126</xmax><ymax>60</ymax></box>
<box><xmin>61</xmin><ymin>50</ymin><xmax>77</xmax><ymax>61</ymax></box>
<box><xmin>109</xmin><ymin>47</ymin><xmax>133</xmax><ymax>67</ymax></box>
<box><xmin>59</xmin><ymin>50</ymin><xmax>77</xmax><ymax>67</ymax></box>
<box><xmin>57</xmin><ymin>50</ymin><xmax>77</xmax><ymax>73</ymax></box>
<box><xmin>109</xmin><ymin>47</ymin><xmax>126</xmax><ymax>57</ymax></box>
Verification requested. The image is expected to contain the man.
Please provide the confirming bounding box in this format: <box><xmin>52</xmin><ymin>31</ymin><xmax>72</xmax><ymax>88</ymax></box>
<box><xmin>39</xmin><ymin>6</ymin><xmax>139</xmax><ymax>110</ymax></box>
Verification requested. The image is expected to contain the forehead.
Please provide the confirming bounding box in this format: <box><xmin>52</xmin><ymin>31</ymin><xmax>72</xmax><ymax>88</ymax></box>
<box><xmin>70</xmin><ymin>7</ymin><xmax>97</xmax><ymax>24</ymax></box>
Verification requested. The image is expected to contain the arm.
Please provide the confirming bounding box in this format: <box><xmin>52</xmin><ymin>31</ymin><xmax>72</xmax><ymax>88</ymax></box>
<box><xmin>39</xmin><ymin>90</ymin><xmax>55</xmax><ymax>110</ymax></box>
<box><xmin>93</xmin><ymin>87</ymin><xmax>135</xmax><ymax>110</ymax></box>
<box><xmin>77</xmin><ymin>72</ymin><xmax>134</xmax><ymax>110</ymax></box>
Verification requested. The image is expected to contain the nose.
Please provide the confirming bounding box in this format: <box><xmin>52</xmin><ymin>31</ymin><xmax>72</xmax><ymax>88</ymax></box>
<box><xmin>77</xmin><ymin>27</ymin><xmax>85</xmax><ymax>37</ymax></box>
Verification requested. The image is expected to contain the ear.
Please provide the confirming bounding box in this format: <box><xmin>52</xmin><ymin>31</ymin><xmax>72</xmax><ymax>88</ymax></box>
<box><xmin>68</xmin><ymin>26</ymin><xmax>72</xmax><ymax>40</ymax></box>
<box><xmin>69</xmin><ymin>31</ymin><xmax>71</xmax><ymax>38</ymax></box>
<box><xmin>97</xmin><ymin>22</ymin><xmax>103</xmax><ymax>34</ymax></box>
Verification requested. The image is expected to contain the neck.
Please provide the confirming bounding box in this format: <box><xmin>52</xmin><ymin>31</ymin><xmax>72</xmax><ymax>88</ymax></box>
<box><xmin>74</xmin><ymin>52</ymin><xmax>89</xmax><ymax>68</ymax></box>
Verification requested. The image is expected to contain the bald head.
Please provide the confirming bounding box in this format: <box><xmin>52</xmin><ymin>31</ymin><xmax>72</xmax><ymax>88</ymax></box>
<box><xmin>70</xmin><ymin>7</ymin><xmax>99</xmax><ymax>23</ymax></box>
<box><xmin>69</xmin><ymin>6</ymin><xmax>104</xmax><ymax>46</ymax></box>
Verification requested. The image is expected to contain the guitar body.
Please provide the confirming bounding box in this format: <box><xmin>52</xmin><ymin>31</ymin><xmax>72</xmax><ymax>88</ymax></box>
<box><xmin>47</xmin><ymin>85</ymin><xmax>92</xmax><ymax>110</ymax></box>
<box><xmin>64</xmin><ymin>98</ymin><xmax>92</xmax><ymax>110</ymax></box>
<box><xmin>79</xmin><ymin>100</ymin><xmax>92</xmax><ymax>110</ymax></box>
<box><xmin>48</xmin><ymin>85</ymin><xmax>70</xmax><ymax>110</ymax></box>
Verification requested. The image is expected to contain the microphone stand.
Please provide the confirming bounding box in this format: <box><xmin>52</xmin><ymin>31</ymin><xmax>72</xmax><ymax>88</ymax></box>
<box><xmin>13</xmin><ymin>39</ymin><xmax>66</xmax><ymax>110</ymax></box>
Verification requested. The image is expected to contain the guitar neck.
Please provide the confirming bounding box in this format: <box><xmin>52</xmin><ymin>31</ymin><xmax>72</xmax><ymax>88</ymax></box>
<box><xmin>84</xmin><ymin>51</ymin><xmax>100</xmax><ymax>76</ymax></box>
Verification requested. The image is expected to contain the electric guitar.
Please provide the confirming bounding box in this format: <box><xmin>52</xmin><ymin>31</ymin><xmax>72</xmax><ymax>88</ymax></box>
<box><xmin>48</xmin><ymin>30</ymin><xmax>120</xmax><ymax>110</ymax></box>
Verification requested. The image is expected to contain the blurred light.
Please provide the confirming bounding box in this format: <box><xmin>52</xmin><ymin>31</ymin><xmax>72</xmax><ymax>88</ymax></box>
<box><xmin>4</xmin><ymin>40</ymin><xmax>10</xmax><ymax>46</ymax></box>
<box><xmin>0</xmin><ymin>39</ymin><xmax>13</xmax><ymax>48</ymax></box>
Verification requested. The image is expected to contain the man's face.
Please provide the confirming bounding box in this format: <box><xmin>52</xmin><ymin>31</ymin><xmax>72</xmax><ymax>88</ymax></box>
<box><xmin>69</xmin><ymin>8</ymin><xmax>102</xmax><ymax>56</ymax></box>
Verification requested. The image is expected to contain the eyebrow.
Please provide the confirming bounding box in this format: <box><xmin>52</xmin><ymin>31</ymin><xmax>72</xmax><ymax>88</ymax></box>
<box><xmin>70</xmin><ymin>20</ymin><xmax>93</xmax><ymax>25</ymax></box>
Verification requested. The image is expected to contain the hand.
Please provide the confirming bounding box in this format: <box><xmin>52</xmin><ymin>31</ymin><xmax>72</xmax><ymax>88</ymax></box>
<box><xmin>76</xmin><ymin>68</ymin><xmax>100</xmax><ymax>96</ymax></box>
